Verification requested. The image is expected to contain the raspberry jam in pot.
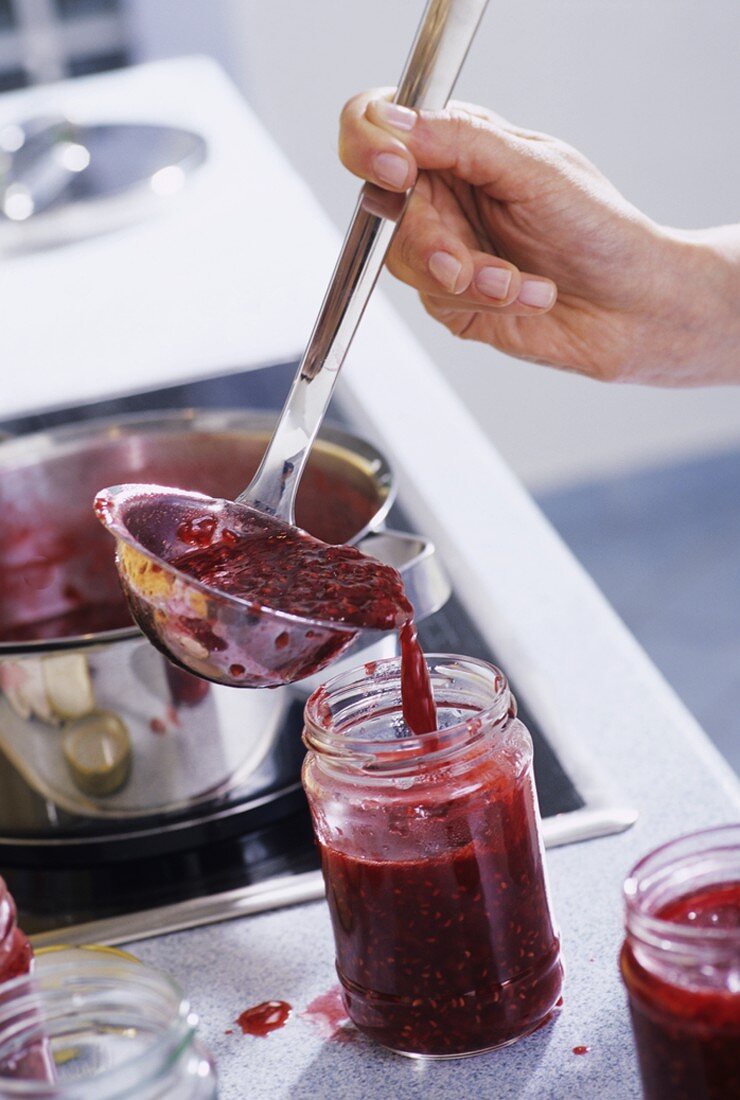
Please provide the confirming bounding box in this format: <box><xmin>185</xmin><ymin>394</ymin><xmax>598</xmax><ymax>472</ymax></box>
<box><xmin>302</xmin><ymin>655</ymin><xmax>563</xmax><ymax>1058</ymax></box>
<box><xmin>0</xmin><ymin>878</ymin><xmax>32</xmax><ymax>986</ymax></box>
<box><xmin>620</xmin><ymin>825</ymin><xmax>740</xmax><ymax>1100</ymax></box>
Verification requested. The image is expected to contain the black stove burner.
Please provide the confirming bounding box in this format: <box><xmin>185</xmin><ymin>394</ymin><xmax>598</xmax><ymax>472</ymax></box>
<box><xmin>1</xmin><ymin>361</ymin><xmax>585</xmax><ymax>937</ymax></box>
<box><xmin>8</xmin><ymin>804</ymin><xmax>320</xmax><ymax>935</ymax></box>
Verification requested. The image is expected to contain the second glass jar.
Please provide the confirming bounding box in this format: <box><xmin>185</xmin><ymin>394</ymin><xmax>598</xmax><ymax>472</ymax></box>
<box><xmin>302</xmin><ymin>654</ymin><xmax>564</xmax><ymax>1058</ymax></box>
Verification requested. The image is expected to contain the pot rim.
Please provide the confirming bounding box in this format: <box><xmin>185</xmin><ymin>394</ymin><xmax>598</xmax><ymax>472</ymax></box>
<box><xmin>0</xmin><ymin>408</ymin><xmax>396</xmax><ymax>655</ymax></box>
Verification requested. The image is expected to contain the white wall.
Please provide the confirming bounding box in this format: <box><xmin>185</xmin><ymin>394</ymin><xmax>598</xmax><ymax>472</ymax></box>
<box><xmin>130</xmin><ymin>0</ymin><xmax>740</xmax><ymax>490</ymax></box>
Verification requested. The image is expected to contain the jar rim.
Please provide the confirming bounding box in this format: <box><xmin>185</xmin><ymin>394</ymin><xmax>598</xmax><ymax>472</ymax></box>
<box><xmin>304</xmin><ymin>653</ymin><xmax>512</xmax><ymax>770</ymax></box>
<box><xmin>0</xmin><ymin>951</ymin><xmax>196</xmax><ymax>1098</ymax></box>
<box><xmin>624</xmin><ymin>824</ymin><xmax>740</xmax><ymax>951</ymax></box>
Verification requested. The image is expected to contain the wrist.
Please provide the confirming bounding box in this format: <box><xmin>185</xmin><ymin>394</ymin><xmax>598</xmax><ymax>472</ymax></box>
<box><xmin>652</xmin><ymin>225</ymin><xmax>740</xmax><ymax>386</ymax></box>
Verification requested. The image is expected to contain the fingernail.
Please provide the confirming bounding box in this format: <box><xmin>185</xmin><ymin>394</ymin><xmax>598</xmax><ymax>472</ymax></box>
<box><xmin>373</xmin><ymin>152</ymin><xmax>409</xmax><ymax>188</ymax></box>
<box><xmin>518</xmin><ymin>280</ymin><xmax>556</xmax><ymax>308</ymax></box>
<box><xmin>428</xmin><ymin>251</ymin><xmax>463</xmax><ymax>293</ymax></box>
<box><xmin>374</xmin><ymin>101</ymin><xmax>417</xmax><ymax>132</ymax></box>
<box><xmin>475</xmin><ymin>267</ymin><xmax>512</xmax><ymax>300</ymax></box>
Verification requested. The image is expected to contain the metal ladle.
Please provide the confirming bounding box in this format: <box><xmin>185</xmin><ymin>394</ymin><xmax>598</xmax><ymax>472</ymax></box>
<box><xmin>96</xmin><ymin>0</ymin><xmax>489</xmax><ymax>688</ymax></box>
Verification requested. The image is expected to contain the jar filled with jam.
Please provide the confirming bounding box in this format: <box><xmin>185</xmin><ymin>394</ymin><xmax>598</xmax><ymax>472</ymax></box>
<box><xmin>0</xmin><ymin>877</ymin><xmax>32</xmax><ymax>986</ymax></box>
<box><xmin>302</xmin><ymin>654</ymin><xmax>564</xmax><ymax>1058</ymax></box>
<box><xmin>620</xmin><ymin>825</ymin><xmax>740</xmax><ymax>1100</ymax></box>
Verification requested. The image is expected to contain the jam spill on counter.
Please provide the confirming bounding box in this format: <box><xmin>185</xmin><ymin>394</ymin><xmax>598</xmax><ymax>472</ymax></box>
<box><xmin>170</xmin><ymin>511</ymin><xmax>438</xmax><ymax>734</ymax></box>
<box><xmin>301</xmin><ymin>986</ymin><xmax>355</xmax><ymax>1042</ymax></box>
<box><xmin>320</xmin><ymin>770</ymin><xmax>563</xmax><ymax>1056</ymax></box>
<box><xmin>235</xmin><ymin>1000</ymin><xmax>292</xmax><ymax>1037</ymax></box>
<box><xmin>621</xmin><ymin>880</ymin><xmax>740</xmax><ymax>1100</ymax></box>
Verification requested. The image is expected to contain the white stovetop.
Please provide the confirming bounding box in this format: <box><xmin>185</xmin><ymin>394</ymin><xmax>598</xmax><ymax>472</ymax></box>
<box><xmin>2</xmin><ymin>58</ymin><xmax>738</xmax><ymax>1100</ymax></box>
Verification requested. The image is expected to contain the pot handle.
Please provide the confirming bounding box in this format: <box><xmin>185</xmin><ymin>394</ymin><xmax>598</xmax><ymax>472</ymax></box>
<box><xmin>355</xmin><ymin>529</ymin><xmax>451</xmax><ymax>622</ymax></box>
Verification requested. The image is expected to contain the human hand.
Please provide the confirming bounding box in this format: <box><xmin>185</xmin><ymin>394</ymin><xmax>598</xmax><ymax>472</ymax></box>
<box><xmin>339</xmin><ymin>91</ymin><xmax>738</xmax><ymax>385</ymax></box>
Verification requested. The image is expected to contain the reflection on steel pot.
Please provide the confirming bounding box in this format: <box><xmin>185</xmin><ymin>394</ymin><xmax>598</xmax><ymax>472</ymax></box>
<box><xmin>0</xmin><ymin>410</ymin><xmax>449</xmax><ymax>834</ymax></box>
<box><xmin>0</xmin><ymin>410</ymin><xmax>395</xmax><ymax>650</ymax></box>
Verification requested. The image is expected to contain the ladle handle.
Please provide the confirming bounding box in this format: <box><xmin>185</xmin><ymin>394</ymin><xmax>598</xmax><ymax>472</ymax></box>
<box><xmin>239</xmin><ymin>0</ymin><xmax>489</xmax><ymax>520</ymax></box>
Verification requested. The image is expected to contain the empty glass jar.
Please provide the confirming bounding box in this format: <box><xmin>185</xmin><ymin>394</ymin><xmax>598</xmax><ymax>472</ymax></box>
<box><xmin>0</xmin><ymin>947</ymin><xmax>217</xmax><ymax>1098</ymax></box>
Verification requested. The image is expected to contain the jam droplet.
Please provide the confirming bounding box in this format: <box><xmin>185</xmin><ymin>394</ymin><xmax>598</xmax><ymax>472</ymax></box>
<box><xmin>149</xmin><ymin>717</ymin><xmax>166</xmax><ymax>734</ymax></box>
<box><xmin>229</xmin><ymin>663</ymin><xmax>246</xmax><ymax>677</ymax></box>
<box><xmin>236</xmin><ymin>1001</ymin><xmax>292</xmax><ymax>1037</ymax></box>
<box><xmin>572</xmin><ymin>1045</ymin><xmax>590</xmax><ymax>1055</ymax></box>
<box><xmin>177</xmin><ymin>516</ymin><xmax>218</xmax><ymax>547</ymax></box>
<box><xmin>275</xmin><ymin>631</ymin><xmax>290</xmax><ymax>650</ymax></box>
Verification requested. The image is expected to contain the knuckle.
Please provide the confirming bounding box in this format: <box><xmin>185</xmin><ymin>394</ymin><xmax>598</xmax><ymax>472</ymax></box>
<box><xmin>396</xmin><ymin>228</ymin><xmax>417</xmax><ymax>273</ymax></box>
<box><xmin>385</xmin><ymin>243</ymin><xmax>412</xmax><ymax>284</ymax></box>
<box><xmin>339</xmin><ymin>92</ymin><xmax>365</xmax><ymax>126</ymax></box>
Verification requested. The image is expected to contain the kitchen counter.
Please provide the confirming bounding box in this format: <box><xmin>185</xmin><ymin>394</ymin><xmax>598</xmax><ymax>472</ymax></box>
<box><xmin>1</xmin><ymin>59</ymin><xmax>738</xmax><ymax>1099</ymax></box>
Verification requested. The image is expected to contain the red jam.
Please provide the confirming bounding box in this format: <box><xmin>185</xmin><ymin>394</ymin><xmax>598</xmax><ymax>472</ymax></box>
<box><xmin>170</xmin><ymin>512</ymin><xmax>411</xmax><ymax>632</ymax></box>
<box><xmin>398</xmin><ymin>620</ymin><xmax>437</xmax><ymax>737</ymax></box>
<box><xmin>320</xmin><ymin>779</ymin><xmax>561</xmax><ymax>1055</ymax></box>
<box><xmin>621</xmin><ymin>881</ymin><xmax>740</xmax><ymax>1100</ymax></box>
<box><xmin>0</xmin><ymin>878</ymin><xmax>32</xmax><ymax>986</ymax></box>
<box><xmin>236</xmin><ymin>1000</ymin><xmax>292</xmax><ymax>1037</ymax></box>
<box><xmin>170</xmin><ymin>511</ymin><xmax>437</xmax><ymax>732</ymax></box>
<box><xmin>301</xmin><ymin>986</ymin><xmax>352</xmax><ymax>1040</ymax></box>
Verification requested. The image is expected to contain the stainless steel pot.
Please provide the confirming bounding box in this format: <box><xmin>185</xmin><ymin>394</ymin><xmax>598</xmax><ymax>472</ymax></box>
<box><xmin>0</xmin><ymin>410</ymin><xmax>449</xmax><ymax>843</ymax></box>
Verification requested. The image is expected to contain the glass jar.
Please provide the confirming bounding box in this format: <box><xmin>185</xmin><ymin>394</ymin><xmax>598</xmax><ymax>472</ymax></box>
<box><xmin>0</xmin><ymin>877</ymin><xmax>32</xmax><ymax>984</ymax></box>
<box><xmin>302</xmin><ymin>654</ymin><xmax>563</xmax><ymax>1058</ymax></box>
<box><xmin>0</xmin><ymin>948</ymin><xmax>217</xmax><ymax>1098</ymax></box>
<box><xmin>620</xmin><ymin>825</ymin><xmax>740</xmax><ymax>1100</ymax></box>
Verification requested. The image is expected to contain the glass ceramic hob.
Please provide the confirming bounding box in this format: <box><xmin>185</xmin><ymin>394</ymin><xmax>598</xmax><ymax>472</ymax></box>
<box><xmin>0</xmin><ymin>361</ymin><xmax>636</xmax><ymax>943</ymax></box>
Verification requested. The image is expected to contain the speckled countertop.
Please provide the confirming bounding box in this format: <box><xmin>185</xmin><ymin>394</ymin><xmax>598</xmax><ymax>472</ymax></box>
<box><xmin>4</xmin><ymin>59</ymin><xmax>738</xmax><ymax>1100</ymax></box>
